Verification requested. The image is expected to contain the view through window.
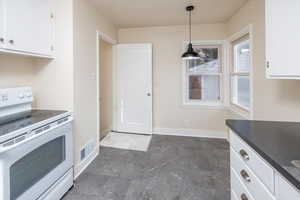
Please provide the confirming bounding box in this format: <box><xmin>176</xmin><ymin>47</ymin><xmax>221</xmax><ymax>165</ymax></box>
<box><xmin>231</xmin><ymin>36</ymin><xmax>251</xmax><ymax>110</ymax></box>
<box><xmin>184</xmin><ymin>44</ymin><xmax>222</xmax><ymax>105</ymax></box>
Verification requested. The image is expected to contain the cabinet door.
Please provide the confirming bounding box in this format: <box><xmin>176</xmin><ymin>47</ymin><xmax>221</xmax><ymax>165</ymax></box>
<box><xmin>266</xmin><ymin>0</ymin><xmax>300</xmax><ymax>78</ymax></box>
<box><xmin>4</xmin><ymin>0</ymin><xmax>54</xmax><ymax>56</ymax></box>
<box><xmin>275</xmin><ymin>173</ymin><xmax>300</xmax><ymax>199</ymax></box>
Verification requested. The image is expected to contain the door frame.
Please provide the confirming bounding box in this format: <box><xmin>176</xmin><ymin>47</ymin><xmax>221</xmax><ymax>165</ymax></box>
<box><xmin>113</xmin><ymin>43</ymin><xmax>153</xmax><ymax>135</ymax></box>
<box><xmin>96</xmin><ymin>30</ymin><xmax>117</xmax><ymax>143</ymax></box>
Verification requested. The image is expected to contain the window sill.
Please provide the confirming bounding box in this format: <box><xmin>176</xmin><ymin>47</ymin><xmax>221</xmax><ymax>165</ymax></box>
<box><xmin>231</xmin><ymin>103</ymin><xmax>250</xmax><ymax>112</ymax></box>
<box><xmin>230</xmin><ymin>103</ymin><xmax>251</xmax><ymax>119</ymax></box>
<box><xmin>181</xmin><ymin>102</ymin><xmax>228</xmax><ymax>110</ymax></box>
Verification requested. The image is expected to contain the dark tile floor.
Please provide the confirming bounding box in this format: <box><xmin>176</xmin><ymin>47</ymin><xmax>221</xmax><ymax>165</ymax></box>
<box><xmin>63</xmin><ymin>135</ymin><xmax>230</xmax><ymax>200</ymax></box>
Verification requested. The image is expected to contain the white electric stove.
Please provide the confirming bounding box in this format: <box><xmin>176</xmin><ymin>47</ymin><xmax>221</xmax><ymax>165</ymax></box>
<box><xmin>0</xmin><ymin>87</ymin><xmax>74</xmax><ymax>200</ymax></box>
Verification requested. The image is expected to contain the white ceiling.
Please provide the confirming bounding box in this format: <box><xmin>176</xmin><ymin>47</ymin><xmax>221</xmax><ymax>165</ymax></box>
<box><xmin>91</xmin><ymin>0</ymin><xmax>248</xmax><ymax>28</ymax></box>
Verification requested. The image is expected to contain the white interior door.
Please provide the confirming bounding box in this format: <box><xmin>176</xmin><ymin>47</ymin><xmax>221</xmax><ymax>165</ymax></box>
<box><xmin>115</xmin><ymin>44</ymin><xmax>152</xmax><ymax>135</ymax></box>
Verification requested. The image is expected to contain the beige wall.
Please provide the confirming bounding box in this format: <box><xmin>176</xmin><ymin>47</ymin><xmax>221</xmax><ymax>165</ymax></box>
<box><xmin>99</xmin><ymin>39</ymin><xmax>113</xmax><ymax>138</ymax></box>
<box><xmin>227</xmin><ymin>0</ymin><xmax>300</xmax><ymax>122</ymax></box>
<box><xmin>73</xmin><ymin>0</ymin><xmax>117</xmax><ymax>175</ymax></box>
<box><xmin>0</xmin><ymin>55</ymin><xmax>35</xmax><ymax>88</ymax></box>
<box><xmin>0</xmin><ymin>55</ymin><xmax>36</xmax><ymax>106</ymax></box>
<box><xmin>118</xmin><ymin>24</ymin><xmax>228</xmax><ymax>133</ymax></box>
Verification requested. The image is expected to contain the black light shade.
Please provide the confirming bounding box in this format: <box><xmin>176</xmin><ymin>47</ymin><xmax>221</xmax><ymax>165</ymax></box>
<box><xmin>182</xmin><ymin>5</ymin><xmax>201</xmax><ymax>60</ymax></box>
<box><xmin>182</xmin><ymin>43</ymin><xmax>200</xmax><ymax>60</ymax></box>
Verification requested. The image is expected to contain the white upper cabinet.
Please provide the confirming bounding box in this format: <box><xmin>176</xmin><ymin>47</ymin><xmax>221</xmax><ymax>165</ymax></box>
<box><xmin>266</xmin><ymin>0</ymin><xmax>300</xmax><ymax>79</ymax></box>
<box><xmin>0</xmin><ymin>0</ymin><xmax>54</xmax><ymax>58</ymax></box>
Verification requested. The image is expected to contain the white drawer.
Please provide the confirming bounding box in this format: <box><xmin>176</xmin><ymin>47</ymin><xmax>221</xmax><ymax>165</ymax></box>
<box><xmin>230</xmin><ymin>130</ymin><xmax>275</xmax><ymax>193</ymax></box>
<box><xmin>231</xmin><ymin>148</ymin><xmax>275</xmax><ymax>200</ymax></box>
<box><xmin>231</xmin><ymin>167</ymin><xmax>255</xmax><ymax>200</ymax></box>
<box><xmin>275</xmin><ymin>173</ymin><xmax>300</xmax><ymax>200</ymax></box>
<box><xmin>231</xmin><ymin>190</ymin><xmax>239</xmax><ymax>200</ymax></box>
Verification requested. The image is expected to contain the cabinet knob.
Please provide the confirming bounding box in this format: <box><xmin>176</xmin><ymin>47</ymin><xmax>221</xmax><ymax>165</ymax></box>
<box><xmin>9</xmin><ymin>40</ymin><xmax>14</xmax><ymax>44</ymax></box>
<box><xmin>240</xmin><ymin>170</ymin><xmax>251</xmax><ymax>182</ymax></box>
<box><xmin>239</xmin><ymin>149</ymin><xmax>250</xmax><ymax>161</ymax></box>
<box><xmin>241</xmin><ymin>194</ymin><xmax>248</xmax><ymax>200</ymax></box>
<box><xmin>0</xmin><ymin>38</ymin><xmax>4</xmax><ymax>43</ymax></box>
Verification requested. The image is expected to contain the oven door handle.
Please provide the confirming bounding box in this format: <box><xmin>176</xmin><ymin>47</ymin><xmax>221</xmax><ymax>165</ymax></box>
<box><xmin>0</xmin><ymin>117</ymin><xmax>73</xmax><ymax>154</ymax></box>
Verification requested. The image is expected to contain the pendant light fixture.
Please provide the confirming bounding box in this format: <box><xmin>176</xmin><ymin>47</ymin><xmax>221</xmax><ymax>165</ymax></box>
<box><xmin>182</xmin><ymin>5</ymin><xmax>201</xmax><ymax>60</ymax></box>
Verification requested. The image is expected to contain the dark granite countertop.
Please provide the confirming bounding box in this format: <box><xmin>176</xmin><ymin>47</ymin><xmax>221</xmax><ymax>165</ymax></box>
<box><xmin>0</xmin><ymin>110</ymin><xmax>69</xmax><ymax>138</ymax></box>
<box><xmin>226</xmin><ymin>119</ymin><xmax>300</xmax><ymax>191</ymax></box>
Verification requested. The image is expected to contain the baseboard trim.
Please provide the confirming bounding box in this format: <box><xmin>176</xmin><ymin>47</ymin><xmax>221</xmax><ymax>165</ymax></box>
<box><xmin>74</xmin><ymin>145</ymin><xmax>99</xmax><ymax>179</ymax></box>
<box><xmin>100</xmin><ymin>128</ymin><xmax>112</xmax><ymax>141</ymax></box>
<box><xmin>153</xmin><ymin>128</ymin><xmax>228</xmax><ymax>139</ymax></box>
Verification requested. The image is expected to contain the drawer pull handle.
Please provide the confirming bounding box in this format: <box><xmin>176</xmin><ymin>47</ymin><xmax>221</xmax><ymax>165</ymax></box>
<box><xmin>241</xmin><ymin>194</ymin><xmax>248</xmax><ymax>200</ymax></box>
<box><xmin>239</xmin><ymin>149</ymin><xmax>250</xmax><ymax>161</ymax></box>
<box><xmin>240</xmin><ymin>170</ymin><xmax>251</xmax><ymax>182</ymax></box>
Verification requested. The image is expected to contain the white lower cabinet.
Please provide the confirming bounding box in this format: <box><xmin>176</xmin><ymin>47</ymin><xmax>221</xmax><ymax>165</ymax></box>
<box><xmin>231</xmin><ymin>191</ymin><xmax>239</xmax><ymax>200</ymax></box>
<box><xmin>230</xmin><ymin>130</ymin><xmax>275</xmax><ymax>192</ymax></box>
<box><xmin>230</xmin><ymin>148</ymin><xmax>275</xmax><ymax>200</ymax></box>
<box><xmin>231</xmin><ymin>167</ymin><xmax>255</xmax><ymax>200</ymax></box>
<box><xmin>275</xmin><ymin>173</ymin><xmax>300</xmax><ymax>200</ymax></box>
<box><xmin>229</xmin><ymin>130</ymin><xmax>300</xmax><ymax>200</ymax></box>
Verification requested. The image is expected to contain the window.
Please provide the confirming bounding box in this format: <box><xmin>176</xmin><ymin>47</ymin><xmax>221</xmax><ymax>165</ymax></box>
<box><xmin>230</xmin><ymin>35</ymin><xmax>251</xmax><ymax>110</ymax></box>
<box><xmin>183</xmin><ymin>43</ymin><xmax>223</xmax><ymax>106</ymax></box>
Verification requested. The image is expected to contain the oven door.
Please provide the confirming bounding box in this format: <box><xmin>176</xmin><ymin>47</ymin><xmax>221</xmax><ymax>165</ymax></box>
<box><xmin>0</xmin><ymin>120</ymin><xmax>73</xmax><ymax>200</ymax></box>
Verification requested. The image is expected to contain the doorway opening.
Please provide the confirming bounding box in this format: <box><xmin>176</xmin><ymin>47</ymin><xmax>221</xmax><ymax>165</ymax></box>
<box><xmin>97</xmin><ymin>35</ymin><xmax>153</xmax><ymax>151</ymax></box>
<box><xmin>97</xmin><ymin>31</ymin><xmax>116</xmax><ymax>142</ymax></box>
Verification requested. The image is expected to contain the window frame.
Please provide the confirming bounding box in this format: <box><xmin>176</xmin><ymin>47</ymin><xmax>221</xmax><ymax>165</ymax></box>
<box><xmin>182</xmin><ymin>41</ymin><xmax>226</xmax><ymax>108</ymax></box>
<box><xmin>228</xmin><ymin>25</ymin><xmax>253</xmax><ymax>119</ymax></box>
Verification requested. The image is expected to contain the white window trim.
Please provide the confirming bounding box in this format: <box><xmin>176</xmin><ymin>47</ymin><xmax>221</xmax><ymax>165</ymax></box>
<box><xmin>182</xmin><ymin>40</ymin><xmax>227</xmax><ymax>109</ymax></box>
<box><xmin>227</xmin><ymin>25</ymin><xmax>254</xmax><ymax>119</ymax></box>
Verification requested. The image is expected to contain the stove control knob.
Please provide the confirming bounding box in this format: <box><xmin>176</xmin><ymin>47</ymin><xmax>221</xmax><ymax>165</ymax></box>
<box><xmin>19</xmin><ymin>94</ymin><xmax>25</xmax><ymax>99</ymax></box>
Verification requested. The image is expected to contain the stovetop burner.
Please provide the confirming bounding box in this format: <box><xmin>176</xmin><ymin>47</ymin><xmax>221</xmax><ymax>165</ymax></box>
<box><xmin>0</xmin><ymin>110</ymin><xmax>68</xmax><ymax>137</ymax></box>
<box><xmin>0</xmin><ymin>111</ymin><xmax>32</xmax><ymax>125</ymax></box>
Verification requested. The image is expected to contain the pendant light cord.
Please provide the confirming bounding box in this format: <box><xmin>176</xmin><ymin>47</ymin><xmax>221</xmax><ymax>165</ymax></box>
<box><xmin>182</xmin><ymin>5</ymin><xmax>200</xmax><ymax>60</ymax></box>
<box><xmin>189</xmin><ymin>10</ymin><xmax>192</xmax><ymax>44</ymax></box>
